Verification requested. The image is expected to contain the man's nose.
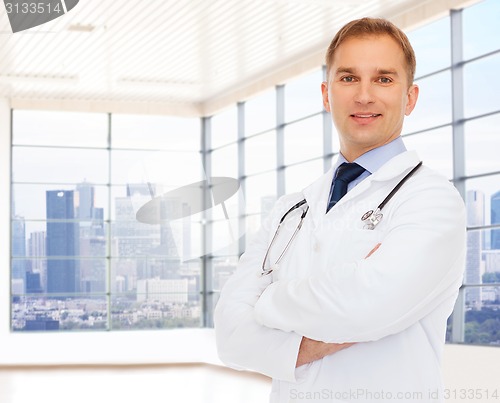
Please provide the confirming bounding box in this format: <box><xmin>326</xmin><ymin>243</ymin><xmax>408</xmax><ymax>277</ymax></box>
<box><xmin>354</xmin><ymin>82</ymin><xmax>375</xmax><ymax>104</ymax></box>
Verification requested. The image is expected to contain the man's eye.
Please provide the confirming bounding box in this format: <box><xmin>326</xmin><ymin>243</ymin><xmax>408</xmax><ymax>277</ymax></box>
<box><xmin>379</xmin><ymin>77</ymin><xmax>392</xmax><ymax>84</ymax></box>
<box><xmin>341</xmin><ymin>76</ymin><xmax>355</xmax><ymax>83</ymax></box>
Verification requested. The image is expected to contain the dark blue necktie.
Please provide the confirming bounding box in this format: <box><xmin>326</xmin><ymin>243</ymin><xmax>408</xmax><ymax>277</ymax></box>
<box><xmin>326</xmin><ymin>162</ymin><xmax>365</xmax><ymax>212</ymax></box>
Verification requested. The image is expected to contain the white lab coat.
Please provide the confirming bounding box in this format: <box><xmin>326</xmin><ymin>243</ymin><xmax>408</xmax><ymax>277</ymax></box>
<box><xmin>214</xmin><ymin>151</ymin><xmax>466</xmax><ymax>403</ymax></box>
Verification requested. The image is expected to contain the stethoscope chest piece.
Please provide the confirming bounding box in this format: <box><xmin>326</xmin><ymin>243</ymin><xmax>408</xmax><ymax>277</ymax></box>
<box><xmin>360</xmin><ymin>161</ymin><xmax>423</xmax><ymax>230</ymax></box>
<box><xmin>261</xmin><ymin>264</ymin><xmax>278</xmax><ymax>277</ymax></box>
<box><xmin>361</xmin><ymin>208</ymin><xmax>383</xmax><ymax>230</ymax></box>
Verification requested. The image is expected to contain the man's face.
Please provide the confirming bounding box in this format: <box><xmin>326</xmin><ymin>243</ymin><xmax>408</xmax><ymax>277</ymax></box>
<box><xmin>321</xmin><ymin>34</ymin><xmax>419</xmax><ymax>161</ymax></box>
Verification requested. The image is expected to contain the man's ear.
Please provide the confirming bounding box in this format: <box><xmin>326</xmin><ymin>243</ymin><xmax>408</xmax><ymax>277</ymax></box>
<box><xmin>321</xmin><ymin>81</ymin><xmax>331</xmax><ymax>113</ymax></box>
<box><xmin>405</xmin><ymin>84</ymin><xmax>419</xmax><ymax>116</ymax></box>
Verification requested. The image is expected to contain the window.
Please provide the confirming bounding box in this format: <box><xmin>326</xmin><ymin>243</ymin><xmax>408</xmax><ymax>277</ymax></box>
<box><xmin>402</xmin><ymin>126</ymin><xmax>453</xmax><ymax>180</ymax></box>
<box><xmin>284</xmin><ymin>115</ymin><xmax>323</xmax><ymax>166</ymax></box>
<box><xmin>11</xmin><ymin>111</ymin><xmax>202</xmax><ymax>331</ymax></box>
<box><xmin>284</xmin><ymin>69</ymin><xmax>324</xmax><ymax>122</ymax></box>
<box><xmin>463</xmin><ymin>179</ymin><xmax>500</xmax><ymax>345</ymax></box>
<box><xmin>245</xmin><ymin>89</ymin><xmax>276</xmax><ymax>136</ymax></box>
<box><xmin>245</xmin><ymin>131</ymin><xmax>276</xmax><ymax>176</ymax></box>
<box><xmin>459</xmin><ymin>0</ymin><xmax>500</xmax><ymax>346</ymax></box>
<box><xmin>463</xmin><ymin>0</ymin><xmax>500</xmax><ymax>60</ymax></box>
<box><xmin>403</xmin><ymin>71</ymin><xmax>452</xmax><ymax>134</ymax></box>
<box><xmin>285</xmin><ymin>159</ymin><xmax>324</xmax><ymax>194</ymax></box>
<box><xmin>464</xmin><ymin>53</ymin><xmax>500</xmax><ymax>118</ymax></box>
<box><xmin>244</xmin><ymin>171</ymin><xmax>277</xmax><ymax>216</ymax></box>
<box><xmin>210</xmin><ymin>107</ymin><xmax>237</xmax><ymax>149</ymax></box>
<box><xmin>407</xmin><ymin>16</ymin><xmax>451</xmax><ymax>78</ymax></box>
<box><xmin>464</xmin><ymin>115</ymin><xmax>500</xmax><ymax>176</ymax></box>
<box><xmin>211</xmin><ymin>144</ymin><xmax>238</xmax><ymax>178</ymax></box>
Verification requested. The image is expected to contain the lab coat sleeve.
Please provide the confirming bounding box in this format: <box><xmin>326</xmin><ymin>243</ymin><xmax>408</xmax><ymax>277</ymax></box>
<box><xmin>214</xmin><ymin>197</ymin><xmax>303</xmax><ymax>382</ymax></box>
<box><xmin>254</xmin><ymin>174</ymin><xmax>466</xmax><ymax>343</ymax></box>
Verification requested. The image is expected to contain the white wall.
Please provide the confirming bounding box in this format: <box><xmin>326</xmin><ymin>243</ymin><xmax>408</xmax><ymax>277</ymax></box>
<box><xmin>0</xmin><ymin>98</ymin><xmax>11</xmax><ymax>343</ymax></box>
<box><xmin>0</xmin><ymin>327</ymin><xmax>222</xmax><ymax>366</ymax></box>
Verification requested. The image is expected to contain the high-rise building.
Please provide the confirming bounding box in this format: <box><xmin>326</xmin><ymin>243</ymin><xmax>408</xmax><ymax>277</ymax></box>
<box><xmin>11</xmin><ymin>216</ymin><xmax>26</xmax><ymax>293</ymax></box>
<box><xmin>92</xmin><ymin>207</ymin><xmax>105</xmax><ymax>237</ymax></box>
<box><xmin>114</xmin><ymin>196</ymin><xmax>160</xmax><ymax>257</ymax></box>
<box><xmin>77</xmin><ymin>181</ymin><xmax>105</xmax><ymax>237</ymax></box>
<box><xmin>28</xmin><ymin>231</ymin><xmax>47</xmax><ymax>292</ymax></box>
<box><xmin>26</xmin><ymin>272</ymin><xmax>43</xmax><ymax>294</ymax></box>
<box><xmin>484</xmin><ymin>250</ymin><xmax>500</xmax><ymax>273</ymax></box>
<box><xmin>466</xmin><ymin>190</ymin><xmax>484</xmax><ymax>308</ymax></box>
<box><xmin>46</xmin><ymin>190</ymin><xmax>80</xmax><ymax>294</ymax></box>
<box><xmin>79</xmin><ymin>236</ymin><xmax>106</xmax><ymax>293</ymax></box>
<box><xmin>113</xmin><ymin>188</ymin><xmax>183</xmax><ymax>285</ymax></box>
<box><xmin>76</xmin><ymin>182</ymin><xmax>106</xmax><ymax>293</ymax></box>
<box><xmin>182</xmin><ymin>203</ymin><xmax>192</xmax><ymax>260</ymax></box>
<box><xmin>491</xmin><ymin>190</ymin><xmax>500</xmax><ymax>249</ymax></box>
<box><xmin>76</xmin><ymin>181</ymin><xmax>95</xmax><ymax>220</ymax></box>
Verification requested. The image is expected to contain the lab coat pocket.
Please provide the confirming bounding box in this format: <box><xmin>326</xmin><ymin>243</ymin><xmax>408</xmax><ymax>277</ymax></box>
<box><xmin>332</xmin><ymin>228</ymin><xmax>384</xmax><ymax>265</ymax></box>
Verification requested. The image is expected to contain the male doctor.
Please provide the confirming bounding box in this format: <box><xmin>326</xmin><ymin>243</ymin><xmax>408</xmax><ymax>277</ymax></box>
<box><xmin>214</xmin><ymin>18</ymin><xmax>466</xmax><ymax>403</ymax></box>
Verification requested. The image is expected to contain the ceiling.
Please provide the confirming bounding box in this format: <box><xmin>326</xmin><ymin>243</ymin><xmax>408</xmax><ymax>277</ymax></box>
<box><xmin>0</xmin><ymin>0</ymin><xmax>479</xmax><ymax>117</ymax></box>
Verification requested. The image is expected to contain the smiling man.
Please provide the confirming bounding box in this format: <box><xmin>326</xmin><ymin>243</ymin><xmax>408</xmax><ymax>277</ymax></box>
<box><xmin>215</xmin><ymin>18</ymin><xmax>466</xmax><ymax>403</ymax></box>
<box><xmin>323</xmin><ymin>32</ymin><xmax>418</xmax><ymax>162</ymax></box>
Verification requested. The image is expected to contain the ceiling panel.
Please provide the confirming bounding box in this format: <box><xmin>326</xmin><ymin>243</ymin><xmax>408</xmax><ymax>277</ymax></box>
<box><xmin>0</xmin><ymin>0</ymin><xmax>479</xmax><ymax>116</ymax></box>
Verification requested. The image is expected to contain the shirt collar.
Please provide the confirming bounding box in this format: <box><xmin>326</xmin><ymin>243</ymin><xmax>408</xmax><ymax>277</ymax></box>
<box><xmin>335</xmin><ymin>136</ymin><xmax>407</xmax><ymax>174</ymax></box>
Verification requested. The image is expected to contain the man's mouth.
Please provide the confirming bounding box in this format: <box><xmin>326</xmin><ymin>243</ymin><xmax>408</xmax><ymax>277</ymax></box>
<box><xmin>351</xmin><ymin>114</ymin><xmax>381</xmax><ymax>118</ymax></box>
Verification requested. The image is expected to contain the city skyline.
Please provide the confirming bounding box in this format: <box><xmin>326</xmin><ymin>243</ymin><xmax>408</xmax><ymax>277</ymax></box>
<box><xmin>11</xmin><ymin>179</ymin><xmax>500</xmax><ymax>333</ymax></box>
<box><xmin>11</xmin><ymin>180</ymin><xmax>204</xmax><ymax>331</ymax></box>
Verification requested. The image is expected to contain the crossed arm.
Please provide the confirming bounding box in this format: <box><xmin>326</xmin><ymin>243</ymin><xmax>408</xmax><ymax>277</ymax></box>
<box><xmin>214</xmin><ymin>196</ymin><xmax>348</xmax><ymax>380</ymax></box>
<box><xmin>253</xmin><ymin>182</ymin><xmax>465</xmax><ymax>344</ymax></box>
<box><xmin>294</xmin><ymin>243</ymin><xmax>380</xmax><ymax>367</ymax></box>
<box><xmin>215</xmin><ymin>182</ymin><xmax>465</xmax><ymax>378</ymax></box>
<box><xmin>214</xmin><ymin>202</ymin><xmax>381</xmax><ymax>379</ymax></box>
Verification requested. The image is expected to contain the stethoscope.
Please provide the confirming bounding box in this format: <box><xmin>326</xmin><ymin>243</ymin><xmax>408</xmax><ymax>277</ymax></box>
<box><xmin>261</xmin><ymin>161</ymin><xmax>422</xmax><ymax>276</ymax></box>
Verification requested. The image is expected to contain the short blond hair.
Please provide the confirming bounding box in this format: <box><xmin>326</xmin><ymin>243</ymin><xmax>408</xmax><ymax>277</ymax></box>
<box><xmin>325</xmin><ymin>17</ymin><xmax>416</xmax><ymax>86</ymax></box>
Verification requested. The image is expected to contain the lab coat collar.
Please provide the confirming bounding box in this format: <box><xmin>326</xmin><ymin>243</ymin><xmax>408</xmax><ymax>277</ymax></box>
<box><xmin>302</xmin><ymin>150</ymin><xmax>421</xmax><ymax>224</ymax></box>
<box><xmin>336</xmin><ymin>136</ymin><xmax>408</xmax><ymax>175</ymax></box>
<box><xmin>368</xmin><ymin>150</ymin><xmax>420</xmax><ymax>181</ymax></box>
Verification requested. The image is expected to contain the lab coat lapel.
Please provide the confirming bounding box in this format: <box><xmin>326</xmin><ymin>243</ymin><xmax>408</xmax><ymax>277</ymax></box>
<box><xmin>333</xmin><ymin>150</ymin><xmax>421</xmax><ymax>208</ymax></box>
<box><xmin>302</xmin><ymin>166</ymin><xmax>335</xmax><ymax>228</ymax></box>
<box><xmin>302</xmin><ymin>151</ymin><xmax>421</xmax><ymax>223</ymax></box>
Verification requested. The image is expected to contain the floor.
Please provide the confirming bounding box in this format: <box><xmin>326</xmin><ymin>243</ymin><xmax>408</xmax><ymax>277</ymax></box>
<box><xmin>2</xmin><ymin>345</ymin><xmax>499</xmax><ymax>403</ymax></box>
<box><xmin>0</xmin><ymin>364</ymin><xmax>271</xmax><ymax>403</ymax></box>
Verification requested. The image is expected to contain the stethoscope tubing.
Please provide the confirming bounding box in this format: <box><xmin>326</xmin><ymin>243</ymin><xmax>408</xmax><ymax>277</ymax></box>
<box><xmin>376</xmin><ymin>161</ymin><xmax>422</xmax><ymax>211</ymax></box>
<box><xmin>261</xmin><ymin>161</ymin><xmax>422</xmax><ymax>276</ymax></box>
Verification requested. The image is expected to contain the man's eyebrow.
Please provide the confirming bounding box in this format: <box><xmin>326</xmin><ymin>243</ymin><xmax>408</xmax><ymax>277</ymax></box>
<box><xmin>334</xmin><ymin>67</ymin><xmax>400</xmax><ymax>76</ymax></box>
<box><xmin>334</xmin><ymin>67</ymin><xmax>356</xmax><ymax>75</ymax></box>
<box><xmin>377</xmin><ymin>68</ymin><xmax>399</xmax><ymax>76</ymax></box>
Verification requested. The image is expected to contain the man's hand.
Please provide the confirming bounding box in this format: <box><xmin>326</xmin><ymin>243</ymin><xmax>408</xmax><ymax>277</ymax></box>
<box><xmin>296</xmin><ymin>337</ymin><xmax>354</xmax><ymax>367</ymax></box>
<box><xmin>365</xmin><ymin>242</ymin><xmax>381</xmax><ymax>259</ymax></box>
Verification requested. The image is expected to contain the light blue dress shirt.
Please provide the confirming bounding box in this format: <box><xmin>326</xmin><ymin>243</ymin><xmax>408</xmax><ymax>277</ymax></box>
<box><xmin>327</xmin><ymin>137</ymin><xmax>407</xmax><ymax>203</ymax></box>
